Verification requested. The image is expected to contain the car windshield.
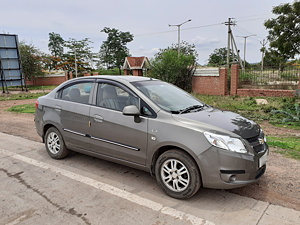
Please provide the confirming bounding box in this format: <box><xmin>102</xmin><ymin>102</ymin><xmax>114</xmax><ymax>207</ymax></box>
<box><xmin>132</xmin><ymin>80</ymin><xmax>206</xmax><ymax>114</ymax></box>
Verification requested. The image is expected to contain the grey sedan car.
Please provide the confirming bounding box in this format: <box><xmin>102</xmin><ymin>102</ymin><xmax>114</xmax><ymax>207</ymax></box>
<box><xmin>35</xmin><ymin>75</ymin><xmax>268</xmax><ymax>199</ymax></box>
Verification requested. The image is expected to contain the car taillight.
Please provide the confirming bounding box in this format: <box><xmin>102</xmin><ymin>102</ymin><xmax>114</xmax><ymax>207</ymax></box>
<box><xmin>35</xmin><ymin>100</ymin><xmax>39</xmax><ymax>109</ymax></box>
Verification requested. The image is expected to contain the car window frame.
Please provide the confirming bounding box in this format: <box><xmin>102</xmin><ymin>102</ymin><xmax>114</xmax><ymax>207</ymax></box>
<box><xmin>93</xmin><ymin>79</ymin><xmax>157</xmax><ymax>118</ymax></box>
<box><xmin>55</xmin><ymin>79</ymin><xmax>96</xmax><ymax>105</ymax></box>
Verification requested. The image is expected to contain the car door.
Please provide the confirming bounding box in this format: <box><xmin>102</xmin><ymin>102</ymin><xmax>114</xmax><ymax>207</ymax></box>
<box><xmin>57</xmin><ymin>81</ymin><xmax>94</xmax><ymax>151</ymax></box>
<box><xmin>89</xmin><ymin>81</ymin><xmax>148</xmax><ymax>166</ymax></box>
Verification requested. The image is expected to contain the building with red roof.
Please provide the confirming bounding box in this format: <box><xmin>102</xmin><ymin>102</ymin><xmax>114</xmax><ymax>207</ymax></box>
<box><xmin>123</xmin><ymin>56</ymin><xmax>150</xmax><ymax>76</ymax></box>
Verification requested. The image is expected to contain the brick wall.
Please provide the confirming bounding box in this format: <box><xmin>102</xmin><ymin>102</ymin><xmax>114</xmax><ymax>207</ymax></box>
<box><xmin>132</xmin><ymin>69</ymin><xmax>143</xmax><ymax>76</ymax></box>
<box><xmin>230</xmin><ymin>64</ymin><xmax>239</xmax><ymax>95</ymax></box>
<box><xmin>26</xmin><ymin>72</ymin><xmax>100</xmax><ymax>86</ymax></box>
<box><xmin>192</xmin><ymin>67</ymin><xmax>228</xmax><ymax>95</ymax></box>
<box><xmin>26</xmin><ymin>74</ymin><xmax>67</xmax><ymax>86</ymax></box>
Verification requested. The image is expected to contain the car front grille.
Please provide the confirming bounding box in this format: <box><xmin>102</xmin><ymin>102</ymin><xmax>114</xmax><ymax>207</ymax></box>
<box><xmin>245</xmin><ymin>135</ymin><xmax>266</xmax><ymax>153</ymax></box>
<box><xmin>245</xmin><ymin>135</ymin><xmax>259</xmax><ymax>143</ymax></box>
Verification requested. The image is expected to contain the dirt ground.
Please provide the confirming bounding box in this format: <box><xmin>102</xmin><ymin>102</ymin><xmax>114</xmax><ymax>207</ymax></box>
<box><xmin>0</xmin><ymin>98</ymin><xmax>299</xmax><ymax>211</ymax></box>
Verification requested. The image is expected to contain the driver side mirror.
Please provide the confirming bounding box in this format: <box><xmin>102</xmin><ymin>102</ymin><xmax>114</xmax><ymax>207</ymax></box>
<box><xmin>123</xmin><ymin>105</ymin><xmax>141</xmax><ymax>123</ymax></box>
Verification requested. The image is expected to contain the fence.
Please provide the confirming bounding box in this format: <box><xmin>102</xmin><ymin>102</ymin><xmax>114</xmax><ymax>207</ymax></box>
<box><xmin>193</xmin><ymin>65</ymin><xmax>300</xmax><ymax>97</ymax></box>
<box><xmin>239</xmin><ymin>65</ymin><xmax>300</xmax><ymax>90</ymax></box>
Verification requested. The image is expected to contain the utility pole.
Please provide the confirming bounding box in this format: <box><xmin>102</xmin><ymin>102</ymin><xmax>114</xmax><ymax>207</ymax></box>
<box><xmin>260</xmin><ymin>39</ymin><xmax>268</xmax><ymax>71</ymax></box>
<box><xmin>169</xmin><ymin>19</ymin><xmax>192</xmax><ymax>55</ymax></box>
<box><xmin>224</xmin><ymin>18</ymin><xmax>244</xmax><ymax>69</ymax></box>
<box><xmin>225</xmin><ymin>18</ymin><xmax>235</xmax><ymax>67</ymax></box>
<box><xmin>237</xmin><ymin>34</ymin><xmax>256</xmax><ymax>68</ymax></box>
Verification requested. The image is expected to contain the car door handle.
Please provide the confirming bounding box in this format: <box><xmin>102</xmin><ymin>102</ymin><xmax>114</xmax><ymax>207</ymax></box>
<box><xmin>55</xmin><ymin>105</ymin><xmax>62</xmax><ymax>111</ymax></box>
<box><xmin>94</xmin><ymin>115</ymin><xmax>103</xmax><ymax>122</ymax></box>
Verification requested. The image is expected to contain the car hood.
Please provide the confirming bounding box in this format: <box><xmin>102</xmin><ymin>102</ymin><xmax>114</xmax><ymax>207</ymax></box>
<box><xmin>172</xmin><ymin>107</ymin><xmax>260</xmax><ymax>139</ymax></box>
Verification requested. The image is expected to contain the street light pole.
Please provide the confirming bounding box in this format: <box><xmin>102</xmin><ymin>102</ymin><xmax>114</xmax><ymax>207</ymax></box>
<box><xmin>237</xmin><ymin>34</ymin><xmax>256</xmax><ymax>68</ymax></box>
<box><xmin>169</xmin><ymin>19</ymin><xmax>191</xmax><ymax>55</ymax></box>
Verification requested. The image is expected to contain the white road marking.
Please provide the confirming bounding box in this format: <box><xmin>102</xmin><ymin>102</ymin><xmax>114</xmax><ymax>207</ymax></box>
<box><xmin>6</xmin><ymin>215</ymin><xmax>27</xmax><ymax>225</ymax></box>
<box><xmin>0</xmin><ymin>149</ymin><xmax>215</xmax><ymax>225</ymax></box>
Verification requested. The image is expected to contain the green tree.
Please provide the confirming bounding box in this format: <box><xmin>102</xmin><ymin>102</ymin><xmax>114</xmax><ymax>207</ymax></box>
<box><xmin>207</xmin><ymin>47</ymin><xmax>238</xmax><ymax>67</ymax></box>
<box><xmin>48</xmin><ymin>32</ymin><xmax>65</xmax><ymax>70</ymax></box>
<box><xmin>19</xmin><ymin>41</ymin><xmax>44</xmax><ymax>81</ymax></box>
<box><xmin>48</xmin><ymin>32</ymin><xmax>64</xmax><ymax>57</ymax></box>
<box><xmin>99</xmin><ymin>27</ymin><xmax>134</xmax><ymax>74</ymax></box>
<box><xmin>262</xmin><ymin>49</ymin><xmax>286</xmax><ymax>67</ymax></box>
<box><xmin>60</xmin><ymin>38</ymin><xmax>95</xmax><ymax>76</ymax></box>
<box><xmin>150</xmin><ymin>42</ymin><xmax>197</xmax><ymax>92</ymax></box>
<box><xmin>264</xmin><ymin>1</ymin><xmax>300</xmax><ymax>61</ymax></box>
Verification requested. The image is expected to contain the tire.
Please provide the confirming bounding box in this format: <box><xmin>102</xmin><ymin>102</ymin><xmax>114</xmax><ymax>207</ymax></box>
<box><xmin>45</xmin><ymin>127</ymin><xmax>69</xmax><ymax>159</ymax></box>
<box><xmin>155</xmin><ymin>149</ymin><xmax>201</xmax><ymax>199</ymax></box>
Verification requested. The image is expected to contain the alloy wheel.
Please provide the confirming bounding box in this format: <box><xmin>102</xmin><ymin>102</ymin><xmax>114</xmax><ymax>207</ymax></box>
<box><xmin>160</xmin><ymin>159</ymin><xmax>190</xmax><ymax>192</ymax></box>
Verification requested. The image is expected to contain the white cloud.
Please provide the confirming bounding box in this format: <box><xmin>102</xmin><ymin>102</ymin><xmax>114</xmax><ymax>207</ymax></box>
<box><xmin>131</xmin><ymin>46</ymin><xmax>160</xmax><ymax>59</ymax></box>
<box><xmin>191</xmin><ymin>36</ymin><xmax>221</xmax><ymax>51</ymax></box>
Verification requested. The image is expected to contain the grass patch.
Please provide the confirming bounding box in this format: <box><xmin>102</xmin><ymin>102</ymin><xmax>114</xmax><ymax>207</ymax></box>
<box><xmin>0</xmin><ymin>92</ymin><xmax>47</xmax><ymax>101</ymax></box>
<box><xmin>7</xmin><ymin>85</ymin><xmax>56</xmax><ymax>91</ymax></box>
<box><xmin>269</xmin><ymin>123</ymin><xmax>300</xmax><ymax>130</ymax></box>
<box><xmin>194</xmin><ymin>94</ymin><xmax>300</xmax><ymax>127</ymax></box>
<box><xmin>6</xmin><ymin>103</ymin><xmax>36</xmax><ymax>114</ymax></box>
<box><xmin>27</xmin><ymin>85</ymin><xmax>57</xmax><ymax>90</ymax></box>
<box><xmin>267</xmin><ymin>136</ymin><xmax>300</xmax><ymax>160</ymax></box>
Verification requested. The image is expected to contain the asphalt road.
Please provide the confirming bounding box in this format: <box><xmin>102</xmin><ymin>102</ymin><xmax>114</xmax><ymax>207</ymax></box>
<box><xmin>0</xmin><ymin>132</ymin><xmax>299</xmax><ymax>225</ymax></box>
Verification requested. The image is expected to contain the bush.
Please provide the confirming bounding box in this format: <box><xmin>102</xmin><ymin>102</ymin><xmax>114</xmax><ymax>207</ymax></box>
<box><xmin>150</xmin><ymin>42</ymin><xmax>198</xmax><ymax>92</ymax></box>
<box><xmin>97</xmin><ymin>68</ymin><xmax>120</xmax><ymax>75</ymax></box>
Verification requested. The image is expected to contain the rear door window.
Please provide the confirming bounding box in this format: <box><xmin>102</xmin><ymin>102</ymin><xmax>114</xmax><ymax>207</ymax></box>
<box><xmin>60</xmin><ymin>82</ymin><xmax>93</xmax><ymax>104</ymax></box>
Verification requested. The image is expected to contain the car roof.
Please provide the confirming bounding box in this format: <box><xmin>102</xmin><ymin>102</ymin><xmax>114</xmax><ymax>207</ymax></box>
<box><xmin>48</xmin><ymin>75</ymin><xmax>158</xmax><ymax>98</ymax></box>
<box><xmin>77</xmin><ymin>75</ymin><xmax>156</xmax><ymax>83</ymax></box>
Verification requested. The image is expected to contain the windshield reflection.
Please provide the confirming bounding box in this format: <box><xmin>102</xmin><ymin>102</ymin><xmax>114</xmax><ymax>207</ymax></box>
<box><xmin>132</xmin><ymin>80</ymin><xmax>204</xmax><ymax>112</ymax></box>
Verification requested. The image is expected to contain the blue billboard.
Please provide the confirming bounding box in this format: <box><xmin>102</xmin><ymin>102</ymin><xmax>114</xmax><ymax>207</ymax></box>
<box><xmin>0</xmin><ymin>34</ymin><xmax>25</xmax><ymax>90</ymax></box>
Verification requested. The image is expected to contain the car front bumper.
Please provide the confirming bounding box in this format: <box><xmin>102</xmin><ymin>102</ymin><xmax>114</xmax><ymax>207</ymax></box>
<box><xmin>198</xmin><ymin>143</ymin><xmax>268</xmax><ymax>189</ymax></box>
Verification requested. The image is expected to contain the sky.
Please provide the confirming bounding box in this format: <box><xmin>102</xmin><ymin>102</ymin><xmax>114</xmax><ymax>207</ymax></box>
<box><xmin>0</xmin><ymin>0</ymin><xmax>294</xmax><ymax>65</ymax></box>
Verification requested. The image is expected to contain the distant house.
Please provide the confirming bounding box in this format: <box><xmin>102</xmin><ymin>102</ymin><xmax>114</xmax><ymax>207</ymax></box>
<box><xmin>123</xmin><ymin>56</ymin><xmax>150</xmax><ymax>76</ymax></box>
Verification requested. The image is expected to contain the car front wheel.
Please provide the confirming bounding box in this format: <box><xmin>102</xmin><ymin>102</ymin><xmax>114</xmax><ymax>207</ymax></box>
<box><xmin>155</xmin><ymin>149</ymin><xmax>201</xmax><ymax>199</ymax></box>
<box><xmin>45</xmin><ymin>127</ymin><xmax>69</xmax><ymax>159</ymax></box>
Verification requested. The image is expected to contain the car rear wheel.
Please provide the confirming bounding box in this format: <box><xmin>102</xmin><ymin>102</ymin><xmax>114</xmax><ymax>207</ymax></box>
<box><xmin>155</xmin><ymin>149</ymin><xmax>201</xmax><ymax>199</ymax></box>
<box><xmin>45</xmin><ymin>127</ymin><xmax>69</xmax><ymax>159</ymax></box>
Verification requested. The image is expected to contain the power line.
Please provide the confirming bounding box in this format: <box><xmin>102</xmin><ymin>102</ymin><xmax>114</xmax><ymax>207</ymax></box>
<box><xmin>134</xmin><ymin>22</ymin><xmax>223</xmax><ymax>37</ymax></box>
<box><xmin>180</xmin><ymin>22</ymin><xmax>224</xmax><ymax>31</ymax></box>
<box><xmin>85</xmin><ymin>20</ymin><xmax>264</xmax><ymax>41</ymax></box>
<box><xmin>234</xmin><ymin>25</ymin><xmax>265</xmax><ymax>40</ymax></box>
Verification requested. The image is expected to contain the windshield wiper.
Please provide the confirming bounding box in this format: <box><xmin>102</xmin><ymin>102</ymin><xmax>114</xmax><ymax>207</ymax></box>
<box><xmin>179</xmin><ymin>105</ymin><xmax>204</xmax><ymax>114</ymax></box>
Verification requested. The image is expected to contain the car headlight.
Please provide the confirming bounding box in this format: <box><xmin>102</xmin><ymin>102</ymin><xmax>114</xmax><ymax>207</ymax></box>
<box><xmin>261</xmin><ymin>129</ymin><xmax>267</xmax><ymax>143</ymax></box>
<box><xmin>204</xmin><ymin>131</ymin><xmax>248</xmax><ymax>154</ymax></box>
